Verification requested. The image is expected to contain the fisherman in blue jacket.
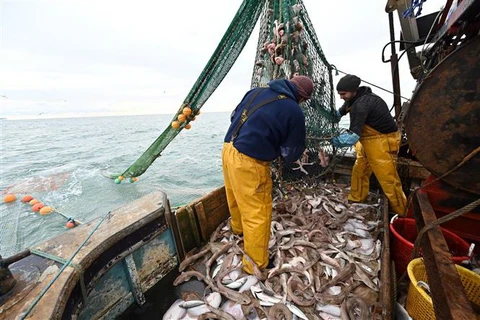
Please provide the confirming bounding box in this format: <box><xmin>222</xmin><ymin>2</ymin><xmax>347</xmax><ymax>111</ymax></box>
<box><xmin>222</xmin><ymin>75</ymin><xmax>314</xmax><ymax>274</ymax></box>
<box><xmin>332</xmin><ymin>74</ymin><xmax>407</xmax><ymax>215</ymax></box>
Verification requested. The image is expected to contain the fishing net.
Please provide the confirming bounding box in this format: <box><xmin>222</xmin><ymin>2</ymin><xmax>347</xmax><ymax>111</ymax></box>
<box><xmin>112</xmin><ymin>0</ymin><xmax>346</xmax><ymax>186</ymax></box>
<box><xmin>250</xmin><ymin>1</ymin><xmax>345</xmax><ymax>186</ymax></box>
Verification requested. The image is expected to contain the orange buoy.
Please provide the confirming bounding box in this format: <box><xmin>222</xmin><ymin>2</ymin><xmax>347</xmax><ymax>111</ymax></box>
<box><xmin>66</xmin><ymin>219</ymin><xmax>78</xmax><ymax>229</ymax></box>
<box><xmin>32</xmin><ymin>202</ymin><xmax>45</xmax><ymax>212</ymax></box>
<box><xmin>3</xmin><ymin>194</ymin><xmax>16</xmax><ymax>203</ymax></box>
<box><xmin>39</xmin><ymin>206</ymin><xmax>54</xmax><ymax>215</ymax></box>
<box><xmin>177</xmin><ymin>114</ymin><xmax>186</xmax><ymax>123</ymax></box>
<box><xmin>118</xmin><ymin>175</ymin><xmax>124</xmax><ymax>181</ymax></box>
<box><xmin>29</xmin><ymin>199</ymin><xmax>39</xmax><ymax>205</ymax></box>
<box><xmin>21</xmin><ymin>195</ymin><xmax>34</xmax><ymax>202</ymax></box>
<box><xmin>185</xmin><ymin>123</ymin><xmax>191</xmax><ymax>130</ymax></box>
<box><xmin>182</xmin><ymin>107</ymin><xmax>192</xmax><ymax>116</ymax></box>
<box><xmin>171</xmin><ymin>121</ymin><xmax>180</xmax><ymax>129</ymax></box>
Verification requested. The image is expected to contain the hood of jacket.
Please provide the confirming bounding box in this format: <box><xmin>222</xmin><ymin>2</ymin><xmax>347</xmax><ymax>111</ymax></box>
<box><xmin>267</xmin><ymin>79</ymin><xmax>299</xmax><ymax>101</ymax></box>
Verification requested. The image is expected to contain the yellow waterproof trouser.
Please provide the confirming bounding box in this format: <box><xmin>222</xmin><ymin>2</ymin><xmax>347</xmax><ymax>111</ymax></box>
<box><xmin>222</xmin><ymin>142</ymin><xmax>272</xmax><ymax>274</ymax></box>
<box><xmin>349</xmin><ymin>125</ymin><xmax>407</xmax><ymax>215</ymax></box>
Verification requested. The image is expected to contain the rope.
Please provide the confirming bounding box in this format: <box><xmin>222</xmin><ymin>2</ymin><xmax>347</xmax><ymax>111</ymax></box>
<box><xmin>411</xmin><ymin>197</ymin><xmax>480</xmax><ymax>259</ymax></box>
<box><xmin>29</xmin><ymin>248</ymin><xmax>89</xmax><ymax>302</ymax></box>
<box><xmin>30</xmin><ymin>248</ymin><xmax>81</xmax><ymax>268</ymax></box>
<box><xmin>404</xmin><ymin>146</ymin><xmax>480</xmax><ymax>216</ymax></box>
<box><xmin>19</xmin><ymin>211</ymin><xmax>112</xmax><ymax>319</ymax></box>
<box><xmin>403</xmin><ymin>0</ymin><xmax>428</xmax><ymax>18</ymax></box>
<box><xmin>330</xmin><ymin>65</ymin><xmax>411</xmax><ymax>101</ymax></box>
<box><xmin>406</xmin><ymin>146</ymin><xmax>480</xmax><ymax>259</ymax></box>
<box><xmin>54</xmin><ymin>208</ymin><xmax>84</xmax><ymax>224</ymax></box>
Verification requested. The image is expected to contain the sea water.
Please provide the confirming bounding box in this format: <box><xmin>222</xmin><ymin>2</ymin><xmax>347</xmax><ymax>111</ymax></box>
<box><xmin>0</xmin><ymin>113</ymin><xmax>349</xmax><ymax>257</ymax></box>
<box><xmin>0</xmin><ymin>113</ymin><xmax>231</xmax><ymax>256</ymax></box>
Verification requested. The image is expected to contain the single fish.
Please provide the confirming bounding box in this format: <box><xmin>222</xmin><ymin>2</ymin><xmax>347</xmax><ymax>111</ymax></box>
<box><xmin>318</xmin><ymin>147</ymin><xmax>329</xmax><ymax>167</ymax></box>
<box><xmin>238</xmin><ymin>275</ymin><xmax>259</xmax><ymax>293</ymax></box>
<box><xmin>163</xmin><ymin>299</ymin><xmax>186</xmax><ymax>320</ymax></box>
<box><xmin>179</xmin><ymin>300</ymin><xmax>204</xmax><ymax>309</ymax></box>
<box><xmin>268</xmin><ymin>303</ymin><xmax>293</xmax><ymax>320</ymax></box>
<box><xmin>316</xmin><ymin>304</ymin><xmax>341</xmax><ymax>317</ymax></box>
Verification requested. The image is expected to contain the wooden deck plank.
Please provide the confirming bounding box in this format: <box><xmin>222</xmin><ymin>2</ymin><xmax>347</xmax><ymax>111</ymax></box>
<box><xmin>336</xmin><ymin>156</ymin><xmax>430</xmax><ymax>180</ymax></box>
<box><xmin>174</xmin><ymin>205</ymin><xmax>201</xmax><ymax>256</ymax></box>
<box><xmin>413</xmin><ymin>190</ymin><xmax>476</xmax><ymax>320</ymax></box>
<box><xmin>192</xmin><ymin>187</ymin><xmax>229</xmax><ymax>242</ymax></box>
<box><xmin>32</xmin><ymin>192</ymin><xmax>166</xmax><ymax>268</ymax></box>
<box><xmin>380</xmin><ymin>194</ymin><xmax>393</xmax><ymax>319</ymax></box>
<box><xmin>1</xmin><ymin>261</ymin><xmax>78</xmax><ymax>320</ymax></box>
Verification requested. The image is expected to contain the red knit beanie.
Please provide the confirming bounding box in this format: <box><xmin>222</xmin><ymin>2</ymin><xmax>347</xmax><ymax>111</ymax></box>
<box><xmin>290</xmin><ymin>75</ymin><xmax>314</xmax><ymax>101</ymax></box>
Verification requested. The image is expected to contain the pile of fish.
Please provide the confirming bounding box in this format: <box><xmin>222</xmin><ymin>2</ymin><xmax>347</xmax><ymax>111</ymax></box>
<box><xmin>164</xmin><ymin>183</ymin><xmax>384</xmax><ymax>320</ymax></box>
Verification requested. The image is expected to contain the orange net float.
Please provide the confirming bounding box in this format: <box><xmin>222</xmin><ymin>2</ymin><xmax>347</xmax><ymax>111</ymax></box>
<box><xmin>29</xmin><ymin>199</ymin><xmax>39</xmax><ymax>205</ymax></box>
<box><xmin>39</xmin><ymin>206</ymin><xmax>54</xmax><ymax>215</ymax></box>
<box><xmin>3</xmin><ymin>194</ymin><xmax>16</xmax><ymax>203</ymax></box>
<box><xmin>177</xmin><ymin>114</ymin><xmax>186</xmax><ymax>123</ymax></box>
<box><xmin>32</xmin><ymin>202</ymin><xmax>45</xmax><ymax>212</ymax></box>
<box><xmin>182</xmin><ymin>107</ymin><xmax>192</xmax><ymax>116</ymax></box>
<box><xmin>21</xmin><ymin>195</ymin><xmax>34</xmax><ymax>202</ymax></box>
<box><xmin>66</xmin><ymin>218</ymin><xmax>79</xmax><ymax>229</ymax></box>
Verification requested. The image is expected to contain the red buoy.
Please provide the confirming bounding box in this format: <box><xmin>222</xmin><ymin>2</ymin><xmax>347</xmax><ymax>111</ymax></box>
<box><xmin>21</xmin><ymin>195</ymin><xmax>34</xmax><ymax>202</ymax></box>
<box><xmin>32</xmin><ymin>202</ymin><xmax>45</xmax><ymax>212</ymax></box>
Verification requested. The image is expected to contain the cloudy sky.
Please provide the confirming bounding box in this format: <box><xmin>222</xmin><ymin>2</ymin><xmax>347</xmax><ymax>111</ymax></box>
<box><xmin>0</xmin><ymin>0</ymin><xmax>445</xmax><ymax>119</ymax></box>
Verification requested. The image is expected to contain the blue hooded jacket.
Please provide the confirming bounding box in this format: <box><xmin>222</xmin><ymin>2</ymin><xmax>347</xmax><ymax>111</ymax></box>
<box><xmin>224</xmin><ymin>79</ymin><xmax>306</xmax><ymax>163</ymax></box>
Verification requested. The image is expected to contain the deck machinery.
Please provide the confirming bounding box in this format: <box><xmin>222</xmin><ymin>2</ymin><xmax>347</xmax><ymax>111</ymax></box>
<box><xmin>388</xmin><ymin>0</ymin><xmax>480</xmax><ymax>319</ymax></box>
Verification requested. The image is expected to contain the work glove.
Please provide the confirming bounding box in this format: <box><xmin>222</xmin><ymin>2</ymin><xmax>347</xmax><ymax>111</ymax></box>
<box><xmin>332</xmin><ymin>109</ymin><xmax>342</xmax><ymax>123</ymax></box>
<box><xmin>331</xmin><ymin>131</ymin><xmax>360</xmax><ymax>148</ymax></box>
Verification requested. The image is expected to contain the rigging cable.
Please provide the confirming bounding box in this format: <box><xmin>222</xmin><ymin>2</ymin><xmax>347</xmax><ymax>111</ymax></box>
<box><xmin>330</xmin><ymin>65</ymin><xmax>412</xmax><ymax>102</ymax></box>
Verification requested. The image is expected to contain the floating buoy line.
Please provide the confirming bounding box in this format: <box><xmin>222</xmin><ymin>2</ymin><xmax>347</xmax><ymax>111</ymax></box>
<box><xmin>3</xmin><ymin>193</ymin><xmax>82</xmax><ymax>228</ymax></box>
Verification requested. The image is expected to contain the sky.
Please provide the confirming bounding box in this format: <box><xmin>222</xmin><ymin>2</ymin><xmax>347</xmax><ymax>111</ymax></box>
<box><xmin>0</xmin><ymin>0</ymin><xmax>446</xmax><ymax>120</ymax></box>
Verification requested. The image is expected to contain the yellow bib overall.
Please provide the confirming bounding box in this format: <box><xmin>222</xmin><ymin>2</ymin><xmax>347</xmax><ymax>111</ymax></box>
<box><xmin>222</xmin><ymin>142</ymin><xmax>273</xmax><ymax>274</ymax></box>
<box><xmin>348</xmin><ymin>125</ymin><xmax>407</xmax><ymax>215</ymax></box>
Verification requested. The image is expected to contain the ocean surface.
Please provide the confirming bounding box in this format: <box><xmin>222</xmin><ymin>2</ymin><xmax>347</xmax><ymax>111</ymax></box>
<box><xmin>0</xmin><ymin>113</ymin><xmax>349</xmax><ymax>257</ymax></box>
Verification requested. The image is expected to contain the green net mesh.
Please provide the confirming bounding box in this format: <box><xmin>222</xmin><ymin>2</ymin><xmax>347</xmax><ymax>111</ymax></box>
<box><xmin>112</xmin><ymin>0</ymin><xmax>345</xmax><ymax>185</ymax></box>
<box><xmin>251</xmin><ymin>0</ymin><xmax>345</xmax><ymax>185</ymax></box>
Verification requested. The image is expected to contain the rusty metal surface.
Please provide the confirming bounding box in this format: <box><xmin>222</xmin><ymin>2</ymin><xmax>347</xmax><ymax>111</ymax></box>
<box><xmin>405</xmin><ymin>36</ymin><xmax>480</xmax><ymax>195</ymax></box>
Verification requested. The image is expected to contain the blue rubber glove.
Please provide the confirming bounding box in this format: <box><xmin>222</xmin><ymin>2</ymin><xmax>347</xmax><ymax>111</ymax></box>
<box><xmin>331</xmin><ymin>132</ymin><xmax>360</xmax><ymax>148</ymax></box>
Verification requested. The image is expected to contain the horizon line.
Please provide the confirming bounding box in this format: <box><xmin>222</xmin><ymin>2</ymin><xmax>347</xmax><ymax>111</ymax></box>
<box><xmin>2</xmin><ymin>110</ymin><xmax>230</xmax><ymax>121</ymax></box>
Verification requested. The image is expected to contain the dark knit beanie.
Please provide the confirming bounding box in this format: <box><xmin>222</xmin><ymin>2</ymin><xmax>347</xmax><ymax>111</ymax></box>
<box><xmin>336</xmin><ymin>74</ymin><xmax>361</xmax><ymax>92</ymax></box>
<box><xmin>290</xmin><ymin>75</ymin><xmax>314</xmax><ymax>101</ymax></box>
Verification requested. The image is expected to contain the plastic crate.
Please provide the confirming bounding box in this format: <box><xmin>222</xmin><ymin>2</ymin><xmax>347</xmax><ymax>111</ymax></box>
<box><xmin>406</xmin><ymin>258</ymin><xmax>480</xmax><ymax>320</ymax></box>
<box><xmin>390</xmin><ymin>217</ymin><xmax>470</xmax><ymax>276</ymax></box>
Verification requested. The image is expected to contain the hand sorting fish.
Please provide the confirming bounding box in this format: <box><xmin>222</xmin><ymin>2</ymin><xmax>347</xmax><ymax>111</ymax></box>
<box><xmin>165</xmin><ymin>183</ymin><xmax>384</xmax><ymax>319</ymax></box>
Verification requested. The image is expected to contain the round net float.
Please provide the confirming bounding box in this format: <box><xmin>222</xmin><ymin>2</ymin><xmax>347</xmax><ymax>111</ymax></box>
<box><xmin>21</xmin><ymin>195</ymin><xmax>34</xmax><ymax>202</ymax></box>
<box><xmin>32</xmin><ymin>202</ymin><xmax>45</xmax><ymax>212</ymax></box>
<box><xmin>3</xmin><ymin>194</ymin><xmax>16</xmax><ymax>203</ymax></box>
<box><xmin>39</xmin><ymin>206</ymin><xmax>54</xmax><ymax>215</ymax></box>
